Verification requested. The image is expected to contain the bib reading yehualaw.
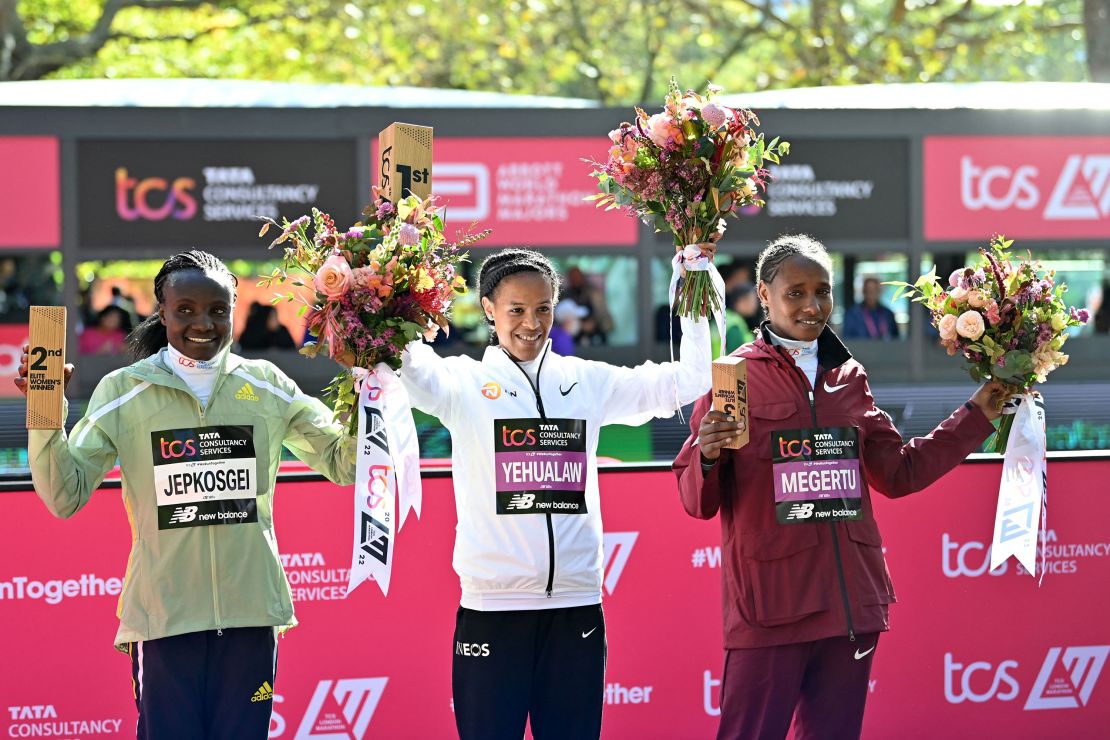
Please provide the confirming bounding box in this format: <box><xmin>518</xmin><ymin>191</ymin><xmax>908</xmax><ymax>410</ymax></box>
<box><xmin>772</xmin><ymin>426</ymin><xmax>863</xmax><ymax>524</ymax></box>
<box><xmin>152</xmin><ymin>425</ymin><xmax>258</xmax><ymax>529</ymax></box>
<box><xmin>494</xmin><ymin>418</ymin><xmax>587</xmax><ymax>515</ymax></box>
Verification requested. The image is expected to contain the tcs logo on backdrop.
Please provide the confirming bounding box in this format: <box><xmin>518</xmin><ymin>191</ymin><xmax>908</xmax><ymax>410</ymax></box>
<box><xmin>115</xmin><ymin>167</ymin><xmax>197</xmax><ymax>221</ymax></box>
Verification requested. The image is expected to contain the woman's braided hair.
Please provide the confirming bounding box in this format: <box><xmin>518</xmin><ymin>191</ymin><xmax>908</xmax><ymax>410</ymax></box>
<box><xmin>755</xmin><ymin>234</ymin><xmax>834</xmax><ymax>320</ymax></box>
<box><xmin>126</xmin><ymin>250</ymin><xmax>238</xmax><ymax>360</ymax></box>
<box><xmin>476</xmin><ymin>248</ymin><xmax>560</xmax><ymax>345</ymax></box>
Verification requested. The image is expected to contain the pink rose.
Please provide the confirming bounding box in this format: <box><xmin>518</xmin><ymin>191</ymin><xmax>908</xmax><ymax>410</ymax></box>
<box><xmin>949</xmin><ymin>269</ymin><xmax>965</xmax><ymax>288</ymax></box>
<box><xmin>701</xmin><ymin>103</ymin><xmax>730</xmax><ymax>129</ymax></box>
<box><xmin>956</xmin><ymin>310</ymin><xmax>986</xmax><ymax>340</ymax></box>
<box><xmin>646</xmin><ymin>113</ymin><xmax>682</xmax><ymax>149</ymax></box>
<box><xmin>938</xmin><ymin>313</ymin><xmax>958</xmax><ymax>341</ymax></box>
<box><xmin>949</xmin><ymin>286</ymin><xmax>969</xmax><ymax>303</ymax></box>
<box><xmin>966</xmin><ymin>289</ymin><xmax>987</xmax><ymax>308</ymax></box>
<box><xmin>314</xmin><ymin>254</ymin><xmax>353</xmax><ymax>299</ymax></box>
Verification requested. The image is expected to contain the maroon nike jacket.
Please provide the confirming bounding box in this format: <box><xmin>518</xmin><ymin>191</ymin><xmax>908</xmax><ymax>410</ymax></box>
<box><xmin>673</xmin><ymin>326</ymin><xmax>996</xmax><ymax>649</ymax></box>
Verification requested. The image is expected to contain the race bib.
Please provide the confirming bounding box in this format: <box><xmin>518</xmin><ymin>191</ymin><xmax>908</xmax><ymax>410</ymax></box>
<box><xmin>494</xmin><ymin>418</ymin><xmax>587</xmax><ymax>515</ymax></box>
<box><xmin>772</xmin><ymin>426</ymin><xmax>863</xmax><ymax>525</ymax></box>
<box><xmin>152</xmin><ymin>425</ymin><xmax>258</xmax><ymax>529</ymax></box>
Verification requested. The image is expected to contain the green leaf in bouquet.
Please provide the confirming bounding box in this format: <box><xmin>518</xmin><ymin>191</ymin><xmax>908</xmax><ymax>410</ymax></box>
<box><xmin>297</xmin><ymin>304</ymin><xmax>309</xmax><ymax>318</ymax></box>
<box><xmin>695</xmin><ymin>137</ymin><xmax>716</xmax><ymax>159</ymax></box>
<box><xmin>299</xmin><ymin>343</ymin><xmax>320</xmax><ymax>359</ymax></box>
<box><xmin>994</xmin><ymin>350</ymin><xmax>1033</xmax><ymax>382</ymax></box>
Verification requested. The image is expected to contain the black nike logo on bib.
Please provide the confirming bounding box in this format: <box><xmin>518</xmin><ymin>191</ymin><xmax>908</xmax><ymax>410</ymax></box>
<box><xmin>559</xmin><ymin>382</ymin><xmax>578</xmax><ymax>396</ymax></box>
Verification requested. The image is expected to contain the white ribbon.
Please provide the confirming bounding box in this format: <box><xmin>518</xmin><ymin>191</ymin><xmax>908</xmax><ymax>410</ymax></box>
<box><xmin>347</xmin><ymin>363</ymin><xmax>423</xmax><ymax>597</ymax></box>
<box><xmin>666</xmin><ymin>246</ymin><xmax>727</xmax><ymax>417</ymax></box>
<box><xmin>989</xmin><ymin>392</ymin><xmax>1047</xmax><ymax>582</ymax></box>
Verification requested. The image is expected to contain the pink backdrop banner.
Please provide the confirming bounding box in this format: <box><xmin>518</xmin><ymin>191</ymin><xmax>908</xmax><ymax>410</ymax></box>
<box><xmin>2</xmin><ymin>461</ymin><xmax>1108</xmax><ymax>739</ymax></box>
<box><xmin>0</xmin><ymin>137</ymin><xmax>60</xmax><ymax>248</ymax></box>
<box><xmin>923</xmin><ymin>136</ymin><xmax>1110</xmax><ymax>241</ymax></box>
<box><xmin>0</xmin><ymin>324</ymin><xmax>29</xmax><ymax>398</ymax></box>
<box><xmin>371</xmin><ymin>137</ymin><xmax>639</xmax><ymax>247</ymax></box>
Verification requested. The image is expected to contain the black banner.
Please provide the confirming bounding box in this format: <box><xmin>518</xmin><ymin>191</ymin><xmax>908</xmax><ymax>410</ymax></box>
<box><xmin>77</xmin><ymin>139</ymin><xmax>358</xmax><ymax>249</ymax></box>
<box><xmin>733</xmin><ymin>138</ymin><xmax>909</xmax><ymax>241</ymax></box>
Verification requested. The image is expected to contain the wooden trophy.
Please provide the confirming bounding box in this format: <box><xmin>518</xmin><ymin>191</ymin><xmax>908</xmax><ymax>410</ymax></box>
<box><xmin>26</xmin><ymin>306</ymin><xmax>67</xmax><ymax>429</ymax></box>
<box><xmin>378</xmin><ymin>123</ymin><xmax>433</xmax><ymax>202</ymax></box>
<box><xmin>711</xmin><ymin>356</ymin><xmax>749</xmax><ymax>449</ymax></box>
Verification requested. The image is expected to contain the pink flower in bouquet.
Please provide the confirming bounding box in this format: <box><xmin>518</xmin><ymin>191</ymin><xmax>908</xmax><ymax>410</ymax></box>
<box><xmin>314</xmin><ymin>254</ymin><xmax>353</xmax><ymax>299</ymax></box>
<box><xmin>938</xmin><ymin>313</ymin><xmax>958</xmax><ymax>341</ymax></box>
<box><xmin>701</xmin><ymin>103</ymin><xmax>730</xmax><ymax>129</ymax></box>
<box><xmin>967</xmin><ymin>289</ymin><xmax>987</xmax><ymax>308</ymax></box>
<box><xmin>398</xmin><ymin>222</ymin><xmax>421</xmax><ymax>246</ymax></box>
<box><xmin>956</xmin><ymin>310</ymin><xmax>986</xmax><ymax>340</ymax></box>
<box><xmin>949</xmin><ymin>269</ymin><xmax>965</xmax><ymax>288</ymax></box>
<box><xmin>949</xmin><ymin>285</ymin><xmax>969</xmax><ymax>303</ymax></box>
<box><xmin>645</xmin><ymin>113</ymin><xmax>683</xmax><ymax>150</ymax></box>
<box><xmin>985</xmin><ymin>300</ymin><xmax>1001</xmax><ymax>325</ymax></box>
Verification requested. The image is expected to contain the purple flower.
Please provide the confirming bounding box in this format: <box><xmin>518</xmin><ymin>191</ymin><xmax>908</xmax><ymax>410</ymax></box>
<box><xmin>376</xmin><ymin>201</ymin><xmax>395</xmax><ymax>219</ymax></box>
<box><xmin>1073</xmin><ymin>307</ymin><xmax>1090</xmax><ymax>323</ymax></box>
<box><xmin>398</xmin><ymin>223</ymin><xmax>420</xmax><ymax>246</ymax></box>
<box><xmin>344</xmin><ymin>227</ymin><xmax>365</xmax><ymax>240</ymax></box>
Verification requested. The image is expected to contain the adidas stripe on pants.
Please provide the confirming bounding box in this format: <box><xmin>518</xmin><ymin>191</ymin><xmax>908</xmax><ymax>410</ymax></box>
<box><xmin>129</xmin><ymin>627</ymin><xmax>277</xmax><ymax>740</ymax></box>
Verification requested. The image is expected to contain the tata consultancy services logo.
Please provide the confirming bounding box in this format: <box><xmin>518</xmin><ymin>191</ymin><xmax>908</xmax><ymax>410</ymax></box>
<box><xmin>481</xmin><ymin>382</ymin><xmax>501</xmax><ymax>400</ymax></box>
<box><xmin>116</xmin><ymin>168</ymin><xmax>197</xmax><ymax>221</ymax></box>
<box><xmin>602</xmin><ymin>532</ymin><xmax>638</xmax><ymax>596</ymax></box>
<box><xmin>294</xmin><ymin>678</ymin><xmax>388</xmax><ymax>740</ymax></box>
<box><xmin>1025</xmin><ymin>646</ymin><xmax>1109</xmax><ymax>710</ymax></box>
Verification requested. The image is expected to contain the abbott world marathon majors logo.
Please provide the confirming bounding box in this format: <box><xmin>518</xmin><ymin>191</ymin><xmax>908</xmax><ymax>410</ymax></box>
<box><xmin>943</xmin><ymin>646</ymin><xmax>1109</xmax><ymax>710</ymax></box>
<box><xmin>280</xmin><ymin>552</ymin><xmax>350</xmax><ymax>602</ymax></box>
<box><xmin>942</xmin><ymin>529</ymin><xmax>1110</xmax><ymax>577</ymax></box>
<box><xmin>5</xmin><ymin>704</ymin><xmax>124</xmax><ymax>737</ymax></box>
<box><xmin>116</xmin><ymin>166</ymin><xmax>320</xmax><ymax>222</ymax></box>
<box><xmin>267</xmin><ymin>678</ymin><xmax>388</xmax><ymax>740</ymax></box>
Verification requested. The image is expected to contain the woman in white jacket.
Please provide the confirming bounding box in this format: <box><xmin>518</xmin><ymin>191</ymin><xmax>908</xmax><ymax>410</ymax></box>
<box><xmin>400</xmin><ymin>248</ymin><xmax>712</xmax><ymax>740</ymax></box>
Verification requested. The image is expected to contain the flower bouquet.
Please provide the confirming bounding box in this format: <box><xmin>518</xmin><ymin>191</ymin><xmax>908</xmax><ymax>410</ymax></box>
<box><xmin>259</xmin><ymin>189</ymin><xmax>487</xmax><ymax>435</ymax></box>
<box><xmin>589</xmin><ymin>78</ymin><xmax>789</xmax><ymax>318</ymax></box>
<box><xmin>890</xmin><ymin>235</ymin><xmax>1089</xmax><ymax>454</ymax></box>
<box><xmin>259</xmin><ymin>189</ymin><xmax>489</xmax><ymax>597</ymax></box>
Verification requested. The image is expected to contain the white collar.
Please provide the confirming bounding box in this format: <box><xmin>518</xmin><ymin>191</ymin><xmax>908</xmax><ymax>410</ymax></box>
<box><xmin>164</xmin><ymin>343</ymin><xmax>227</xmax><ymax>373</ymax></box>
<box><xmin>766</xmin><ymin>327</ymin><xmax>818</xmax><ymax>358</ymax></box>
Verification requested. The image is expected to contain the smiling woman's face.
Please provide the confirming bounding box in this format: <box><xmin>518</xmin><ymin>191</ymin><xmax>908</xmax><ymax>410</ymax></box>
<box><xmin>158</xmin><ymin>269</ymin><xmax>235</xmax><ymax>361</ymax></box>
<box><xmin>481</xmin><ymin>271</ymin><xmax>554</xmax><ymax>362</ymax></box>
<box><xmin>758</xmin><ymin>255</ymin><xmax>833</xmax><ymax>343</ymax></box>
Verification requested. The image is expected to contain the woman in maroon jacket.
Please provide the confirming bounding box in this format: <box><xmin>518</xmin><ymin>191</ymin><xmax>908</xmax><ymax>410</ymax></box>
<box><xmin>673</xmin><ymin>235</ymin><xmax>1010</xmax><ymax>740</ymax></box>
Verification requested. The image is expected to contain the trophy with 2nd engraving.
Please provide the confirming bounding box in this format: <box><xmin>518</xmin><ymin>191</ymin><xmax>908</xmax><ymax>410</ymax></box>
<box><xmin>25</xmin><ymin>306</ymin><xmax>67</xmax><ymax>430</ymax></box>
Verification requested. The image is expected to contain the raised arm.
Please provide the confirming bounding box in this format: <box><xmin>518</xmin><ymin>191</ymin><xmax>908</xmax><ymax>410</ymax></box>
<box><xmin>599</xmin><ymin>314</ymin><xmax>711</xmax><ymax>427</ymax></box>
<box><xmin>861</xmin><ymin>379</ymin><xmax>1004</xmax><ymax>498</ymax></box>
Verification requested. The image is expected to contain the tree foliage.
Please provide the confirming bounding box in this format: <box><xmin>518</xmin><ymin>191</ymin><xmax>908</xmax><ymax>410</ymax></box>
<box><xmin>1</xmin><ymin>0</ymin><xmax>1096</xmax><ymax>99</ymax></box>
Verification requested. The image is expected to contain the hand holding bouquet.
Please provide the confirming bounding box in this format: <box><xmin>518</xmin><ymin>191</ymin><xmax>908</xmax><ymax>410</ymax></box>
<box><xmin>589</xmin><ymin>78</ymin><xmax>788</xmax><ymax>318</ymax></box>
<box><xmin>890</xmin><ymin>235</ymin><xmax>1089</xmax><ymax>453</ymax></box>
<box><xmin>259</xmin><ymin>189</ymin><xmax>488</xmax><ymax>434</ymax></box>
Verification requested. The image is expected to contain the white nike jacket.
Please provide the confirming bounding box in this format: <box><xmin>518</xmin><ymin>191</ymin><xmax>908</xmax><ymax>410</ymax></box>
<box><xmin>400</xmin><ymin>316</ymin><xmax>710</xmax><ymax>611</ymax></box>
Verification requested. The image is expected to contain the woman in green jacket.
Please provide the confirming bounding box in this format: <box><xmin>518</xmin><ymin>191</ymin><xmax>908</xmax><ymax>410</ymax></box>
<box><xmin>16</xmin><ymin>250</ymin><xmax>355</xmax><ymax>740</ymax></box>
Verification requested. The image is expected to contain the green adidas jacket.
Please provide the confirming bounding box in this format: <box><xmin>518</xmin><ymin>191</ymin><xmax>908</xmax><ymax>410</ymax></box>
<box><xmin>29</xmin><ymin>349</ymin><xmax>355</xmax><ymax>648</ymax></box>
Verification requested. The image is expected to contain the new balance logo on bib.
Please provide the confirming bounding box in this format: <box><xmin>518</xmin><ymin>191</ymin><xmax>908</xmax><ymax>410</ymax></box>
<box><xmin>494</xmin><ymin>418</ymin><xmax>588</xmax><ymax>515</ymax></box>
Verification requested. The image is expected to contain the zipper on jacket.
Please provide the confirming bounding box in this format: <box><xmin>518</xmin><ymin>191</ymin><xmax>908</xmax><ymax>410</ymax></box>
<box><xmin>798</xmin><ymin>365</ymin><xmax>856</xmax><ymax>641</ymax></box>
<box><xmin>504</xmin><ymin>346</ymin><xmax>556</xmax><ymax>596</ymax></box>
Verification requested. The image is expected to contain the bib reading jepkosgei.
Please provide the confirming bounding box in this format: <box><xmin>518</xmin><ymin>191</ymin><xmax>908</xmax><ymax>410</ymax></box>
<box><xmin>151</xmin><ymin>425</ymin><xmax>258</xmax><ymax>529</ymax></box>
<box><xmin>494</xmin><ymin>418</ymin><xmax>587</xmax><ymax>515</ymax></box>
<box><xmin>771</xmin><ymin>426</ymin><xmax>863</xmax><ymax>525</ymax></box>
